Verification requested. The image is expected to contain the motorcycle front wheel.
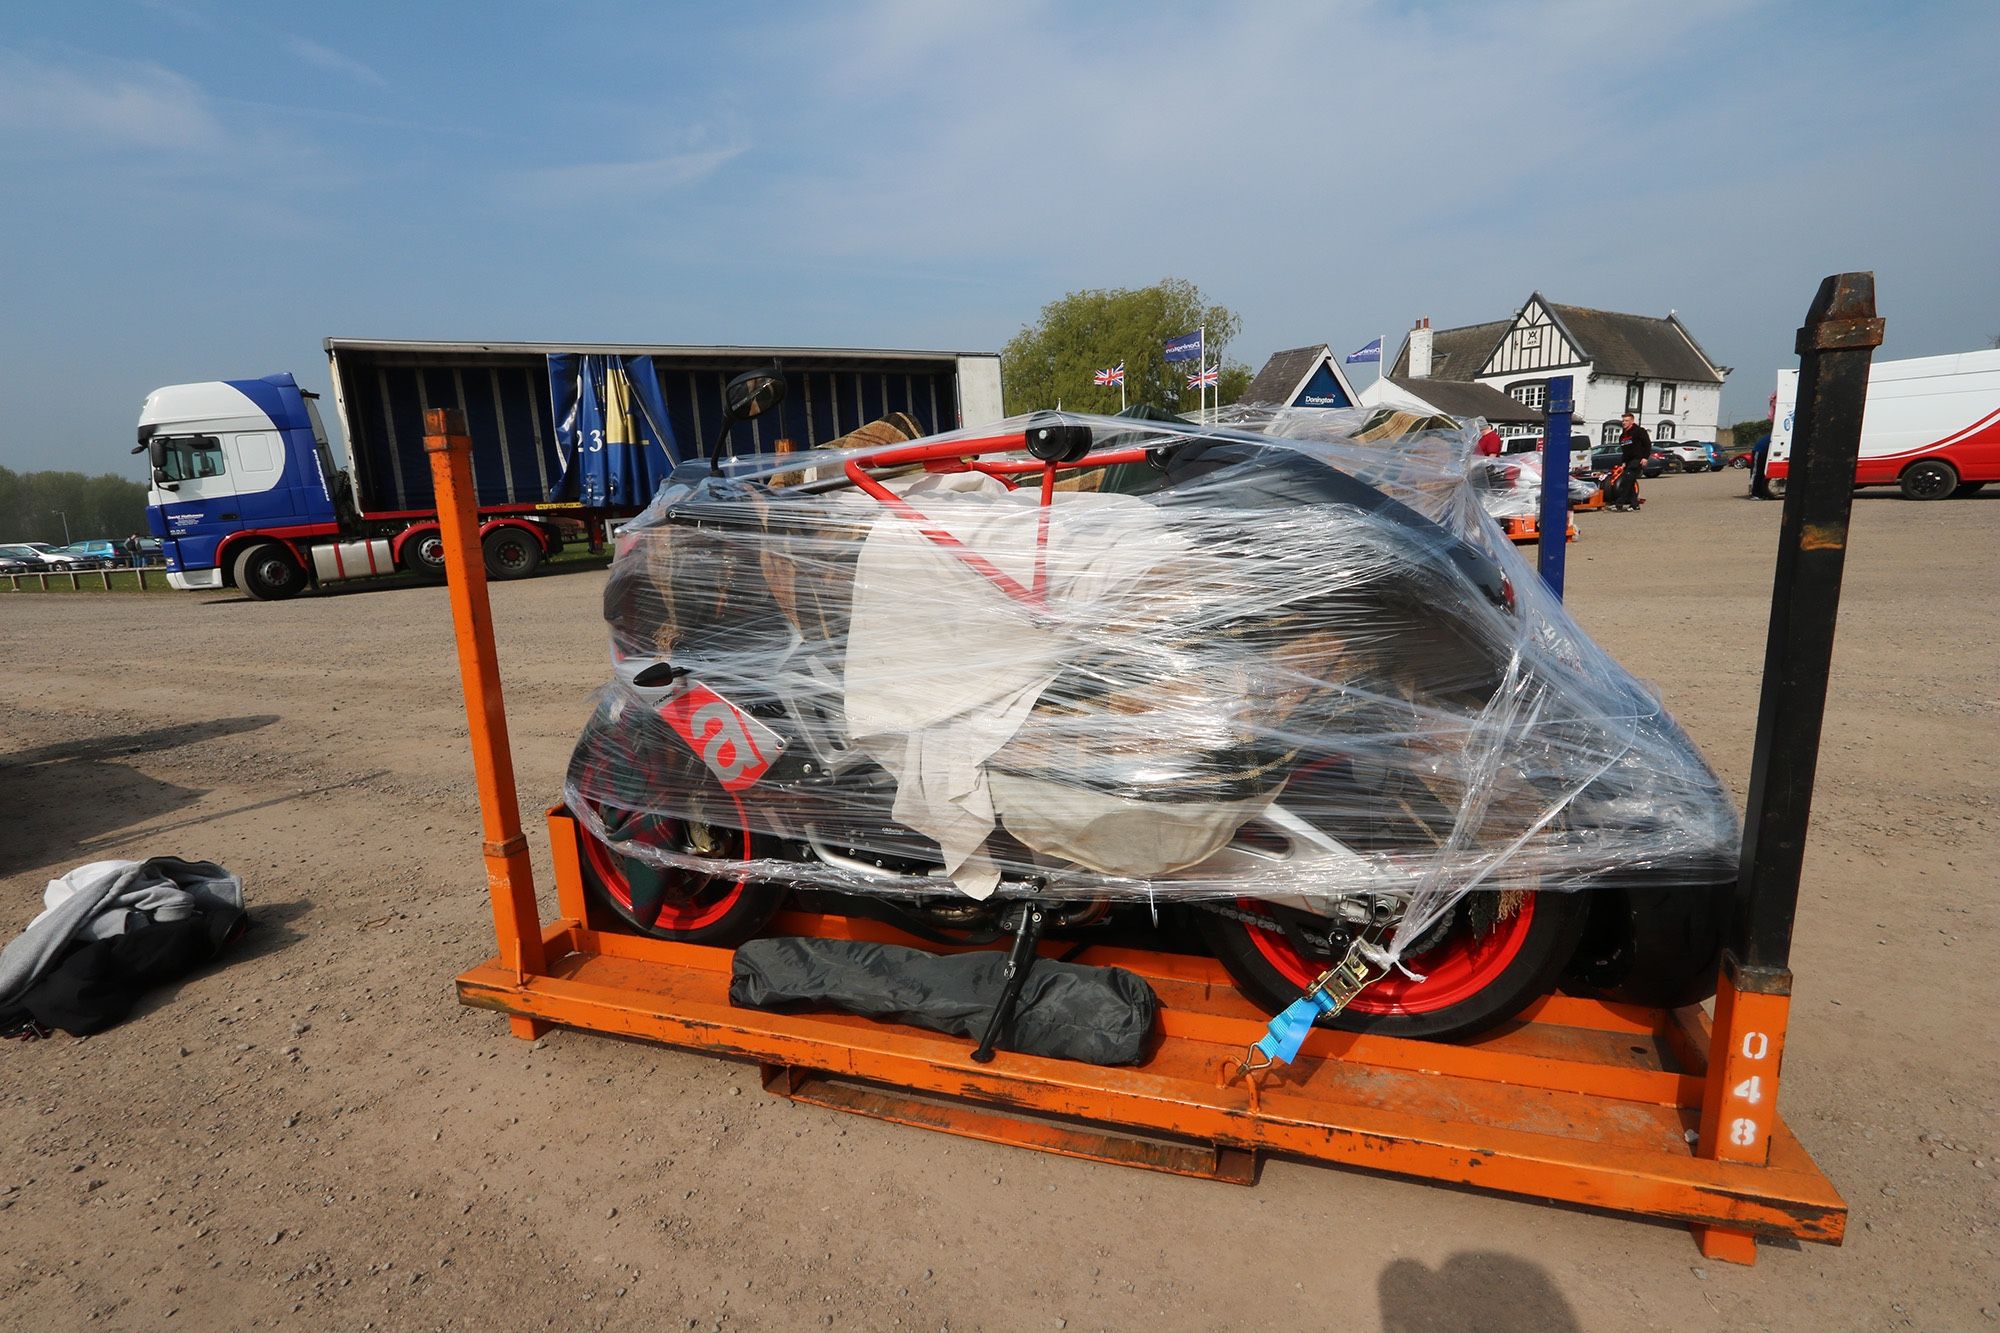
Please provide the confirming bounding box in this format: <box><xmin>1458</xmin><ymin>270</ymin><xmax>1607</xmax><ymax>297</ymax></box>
<box><xmin>574</xmin><ymin>800</ymin><xmax>788</xmax><ymax>947</ymax></box>
<box><xmin>1195</xmin><ymin>890</ymin><xmax>1588</xmax><ymax>1042</ymax></box>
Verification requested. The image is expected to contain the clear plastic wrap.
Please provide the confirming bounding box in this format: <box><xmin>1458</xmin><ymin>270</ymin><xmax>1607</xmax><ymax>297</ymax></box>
<box><xmin>564</xmin><ymin>407</ymin><xmax>1737</xmax><ymax>959</ymax></box>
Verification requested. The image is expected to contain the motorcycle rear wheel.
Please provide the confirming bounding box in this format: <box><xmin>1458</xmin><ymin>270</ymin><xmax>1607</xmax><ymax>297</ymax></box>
<box><xmin>575</xmin><ymin>802</ymin><xmax>787</xmax><ymax>947</ymax></box>
<box><xmin>1195</xmin><ymin>891</ymin><xmax>1587</xmax><ymax>1042</ymax></box>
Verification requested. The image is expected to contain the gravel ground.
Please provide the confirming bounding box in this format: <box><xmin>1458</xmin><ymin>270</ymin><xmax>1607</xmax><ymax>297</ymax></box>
<box><xmin>1</xmin><ymin>468</ymin><xmax>1994</xmax><ymax>1331</ymax></box>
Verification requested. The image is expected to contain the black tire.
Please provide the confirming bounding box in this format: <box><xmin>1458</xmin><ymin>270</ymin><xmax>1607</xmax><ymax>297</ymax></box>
<box><xmin>1563</xmin><ymin>880</ymin><xmax>1731</xmax><ymax>1008</ymax></box>
<box><xmin>1767</xmin><ymin>478</ymin><xmax>1787</xmax><ymax>499</ymax></box>
<box><xmin>1195</xmin><ymin>891</ymin><xmax>1589</xmax><ymax>1042</ymax></box>
<box><xmin>574</xmin><ymin>806</ymin><xmax>786</xmax><ymax>947</ymax></box>
<box><xmin>482</xmin><ymin>527</ymin><xmax>543</xmax><ymax>580</ymax></box>
<box><xmin>1659</xmin><ymin>456</ymin><xmax>1683</xmax><ymax>474</ymax></box>
<box><xmin>1729</xmin><ymin>456</ymin><xmax>1750</xmax><ymax>470</ymax></box>
<box><xmin>1951</xmin><ymin>480</ymin><xmax>1986</xmax><ymax>497</ymax></box>
<box><xmin>231</xmin><ymin>542</ymin><xmax>307</xmax><ymax>600</ymax></box>
<box><xmin>403</xmin><ymin>529</ymin><xmax>448</xmax><ymax>581</ymax></box>
<box><xmin>1900</xmin><ymin>459</ymin><xmax>1957</xmax><ymax>501</ymax></box>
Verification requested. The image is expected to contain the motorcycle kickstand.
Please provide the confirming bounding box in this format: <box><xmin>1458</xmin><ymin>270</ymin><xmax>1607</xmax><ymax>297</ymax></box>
<box><xmin>970</xmin><ymin>895</ymin><xmax>1049</xmax><ymax>1064</ymax></box>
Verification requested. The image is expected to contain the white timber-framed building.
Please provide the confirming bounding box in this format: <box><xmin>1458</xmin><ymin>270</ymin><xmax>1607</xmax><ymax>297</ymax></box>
<box><xmin>1388</xmin><ymin>296</ymin><xmax>1729</xmax><ymax>447</ymax></box>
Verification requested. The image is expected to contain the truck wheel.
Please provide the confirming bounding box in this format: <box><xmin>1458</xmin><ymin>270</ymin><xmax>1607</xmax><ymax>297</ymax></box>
<box><xmin>1900</xmin><ymin>459</ymin><xmax>1957</xmax><ymax>501</ymax></box>
<box><xmin>404</xmin><ymin>530</ymin><xmax>447</xmax><ymax>581</ymax></box>
<box><xmin>232</xmin><ymin>542</ymin><xmax>307</xmax><ymax>600</ymax></box>
<box><xmin>482</xmin><ymin>527</ymin><xmax>542</xmax><ymax>580</ymax></box>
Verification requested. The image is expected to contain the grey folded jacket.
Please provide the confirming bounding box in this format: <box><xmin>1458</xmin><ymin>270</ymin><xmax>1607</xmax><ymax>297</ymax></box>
<box><xmin>0</xmin><ymin>858</ymin><xmax>243</xmax><ymax>1006</ymax></box>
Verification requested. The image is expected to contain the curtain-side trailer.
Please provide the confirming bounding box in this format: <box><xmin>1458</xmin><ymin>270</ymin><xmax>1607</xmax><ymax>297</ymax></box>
<box><xmin>138</xmin><ymin>340</ymin><xmax>1004</xmax><ymax>599</ymax></box>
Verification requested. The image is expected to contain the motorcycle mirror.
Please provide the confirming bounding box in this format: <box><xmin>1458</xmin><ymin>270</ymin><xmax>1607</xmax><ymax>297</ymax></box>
<box><xmin>710</xmin><ymin>365</ymin><xmax>787</xmax><ymax>473</ymax></box>
<box><xmin>724</xmin><ymin>366</ymin><xmax>786</xmax><ymax>422</ymax></box>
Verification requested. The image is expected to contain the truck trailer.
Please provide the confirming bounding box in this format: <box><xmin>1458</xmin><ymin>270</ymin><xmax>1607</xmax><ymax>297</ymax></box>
<box><xmin>1766</xmin><ymin>347</ymin><xmax>2000</xmax><ymax>499</ymax></box>
<box><xmin>139</xmin><ymin>340</ymin><xmax>1004</xmax><ymax>598</ymax></box>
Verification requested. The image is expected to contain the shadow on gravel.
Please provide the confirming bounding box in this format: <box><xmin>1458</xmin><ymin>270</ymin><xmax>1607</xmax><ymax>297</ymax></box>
<box><xmin>125</xmin><ymin>899</ymin><xmax>313</xmax><ymax>1024</ymax></box>
<box><xmin>0</xmin><ymin>716</ymin><xmax>279</xmax><ymax>877</ymax></box>
<box><xmin>1378</xmin><ymin>1251</ymin><xmax>1579</xmax><ymax>1332</ymax></box>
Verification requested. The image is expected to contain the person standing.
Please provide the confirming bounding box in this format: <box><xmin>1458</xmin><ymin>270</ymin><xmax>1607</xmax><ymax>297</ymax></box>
<box><xmin>1612</xmin><ymin>412</ymin><xmax>1652</xmax><ymax>510</ymax></box>
<box><xmin>122</xmin><ymin>533</ymin><xmax>141</xmax><ymax>566</ymax></box>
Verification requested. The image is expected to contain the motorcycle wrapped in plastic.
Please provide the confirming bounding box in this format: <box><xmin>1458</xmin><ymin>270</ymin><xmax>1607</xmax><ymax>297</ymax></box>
<box><xmin>563</xmin><ymin>406</ymin><xmax>1740</xmax><ymax>1040</ymax></box>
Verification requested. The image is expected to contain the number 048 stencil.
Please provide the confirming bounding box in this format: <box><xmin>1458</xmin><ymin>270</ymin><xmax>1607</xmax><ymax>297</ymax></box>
<box><xmin>658</xmin><ymin>683</ymin><xmax>787</xmax><ymax>791</ymax></box>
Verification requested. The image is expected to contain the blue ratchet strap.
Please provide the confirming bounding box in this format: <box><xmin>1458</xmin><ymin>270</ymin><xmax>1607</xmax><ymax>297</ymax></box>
<box><xmin>1252</xmin><ymin>989</ymin><xmax>1337</xmax><ymax>1067</ymax></box>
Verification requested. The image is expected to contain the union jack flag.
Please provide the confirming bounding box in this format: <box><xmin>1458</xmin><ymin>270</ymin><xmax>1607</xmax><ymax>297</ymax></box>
<box><xmin>1186</xmin><ymin>364</ymin><xmax>1219</xmax><ymax>389</ymax></box>
<box><xmin>1093</xmin><ymin>363</ymin><xmax>1125</xmax><ymax>387</ymax></box>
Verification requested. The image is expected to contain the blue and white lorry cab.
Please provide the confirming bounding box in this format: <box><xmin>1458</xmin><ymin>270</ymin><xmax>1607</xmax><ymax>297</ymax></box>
<box><xmin>136</xmin><ymin>372</ymin><xmax>566</xmax><ymax>599</ymax></box>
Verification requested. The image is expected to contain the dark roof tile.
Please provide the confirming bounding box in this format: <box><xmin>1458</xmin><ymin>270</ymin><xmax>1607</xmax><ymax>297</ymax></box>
<box><xmin>1383</xmin><ymin>376</ymin><xmax>1543</xmax><ymax>423</ymax></box>
<box><xmin>1389</xmin><ymin>320</ymin><xmax>1510</xmax><ymax>382</ymax></box>
<box><xmin>1241</xmin><ymin>345</ymin><xmax>1330</xmax><ymax>405</ymax></box>
<box><xmin>1546</xmin><ymin>303</ymin><xmax>1724</xmax><ymax>383</ymax></box>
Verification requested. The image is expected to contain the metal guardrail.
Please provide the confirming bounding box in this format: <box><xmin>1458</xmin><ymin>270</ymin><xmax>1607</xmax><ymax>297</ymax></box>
<box><xmin>1</xmin><ymin>563</ymin><xmax>163</xmax><ymax>592</ymax></box>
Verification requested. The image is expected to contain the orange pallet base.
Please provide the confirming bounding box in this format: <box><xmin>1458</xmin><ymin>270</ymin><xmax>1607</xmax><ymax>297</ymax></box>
<box><xmin>456</xmin><ymin>811</ymin><xmax>1844</xmax><ymax>1262</ymax></box>
<box><xmin>1502</xmin><ymin>514</ymin><xmax>1579</xmax><ymax>544</ymax></box>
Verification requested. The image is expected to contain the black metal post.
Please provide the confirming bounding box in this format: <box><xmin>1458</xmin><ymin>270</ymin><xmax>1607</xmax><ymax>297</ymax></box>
<box><xmin>1731</xmin><ymin>273</ymin><xmax>1883</xmax><ymax>982</ymax></box>
<box><xmin>1537</xmin><ymin>375</ymin><xmax>1575</xmax><ymax>597</ymax></box>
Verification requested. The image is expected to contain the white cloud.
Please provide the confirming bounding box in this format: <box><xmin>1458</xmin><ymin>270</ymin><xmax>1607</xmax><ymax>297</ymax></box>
<box><xmin>284</xmin><ymin>36</ymin><xmax>387</xmax><ymax>88</ymax></box>
<box><xmin>0</xmin><ymin>47</ymin><xmax>224</xmax><ymax>154</ymax></box>
<box><xmin>514</xmin><ymin>145</ymin><xmax>748</xmax><ymax>198</ymax></box>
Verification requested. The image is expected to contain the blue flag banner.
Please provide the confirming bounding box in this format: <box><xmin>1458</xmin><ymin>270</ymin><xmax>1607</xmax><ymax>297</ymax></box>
<box><xmin>549</xmin><ymin>353</ymin><xmax>681</xmax><ymax>508</ymax></box>
<box><xmin>1164</xmin><ymin>331</ymin><xmax>1204</xmax><ymax>363</ymax></box>
<box><xmin>1345</xmin><ymin>337</ymin><xmax>1383</xmax><ymax>364</ymax></box>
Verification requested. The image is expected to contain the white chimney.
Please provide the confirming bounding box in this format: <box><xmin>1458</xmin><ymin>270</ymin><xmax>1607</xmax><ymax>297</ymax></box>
<box><xmin>1408</xmin><ymin>316</ymin><xmax>1433</xmax><ymax>379</ymax></box>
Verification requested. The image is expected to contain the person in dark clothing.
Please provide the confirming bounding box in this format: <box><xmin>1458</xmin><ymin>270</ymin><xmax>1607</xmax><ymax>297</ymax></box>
<box><xmin>1611</xmin><ymin>413</ymin><xmax>1652</xmax><ymax>510</ymax></box>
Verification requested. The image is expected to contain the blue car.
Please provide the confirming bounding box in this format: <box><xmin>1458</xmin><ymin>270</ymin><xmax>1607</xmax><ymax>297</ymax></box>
<box><xmin>60</xmin><ymin>540</ymin><xmax>119</xmax><ymax>567</ymax></box>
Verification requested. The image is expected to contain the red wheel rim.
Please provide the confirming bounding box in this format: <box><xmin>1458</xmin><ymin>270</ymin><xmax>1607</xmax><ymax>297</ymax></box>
<box><xmin>1240</xmin><ymin>895</ymin><xmax>1537</xmax><ymax>1016</ymax></box>
<box><xmin>582</xmin><ymin>792</ymin><xmax>751</xmax><ymax>932</ymax></box>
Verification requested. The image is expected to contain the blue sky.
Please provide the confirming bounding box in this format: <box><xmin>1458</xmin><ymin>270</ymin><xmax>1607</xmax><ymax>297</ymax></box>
<box><xmin>1</xmin><ymin>0</ymin><xmax>1994</xmax><ymax>475</ymax></box>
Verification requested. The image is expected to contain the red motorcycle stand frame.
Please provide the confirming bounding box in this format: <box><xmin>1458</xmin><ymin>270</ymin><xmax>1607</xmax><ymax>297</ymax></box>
<box><xmin>427</xmin><ymin>273</ymin><xmax>1879</xmax><ymax>1267</ymax></box>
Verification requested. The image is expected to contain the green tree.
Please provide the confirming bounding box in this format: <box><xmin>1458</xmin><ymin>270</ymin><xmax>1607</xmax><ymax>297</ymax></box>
<box><xmin>0</xmin><ymin>466</ymin><xmax>150</xmax><ymax>544</ymax></box>
<box><xmin>1724</xmin><ymin>417</ymin><xmax>1773</xmax><ymax>447</ymax></box>
<box><xmin>1001</xmin><ymin>278</ymin><xmax>1251</xmax><ymax>416</ymax></box>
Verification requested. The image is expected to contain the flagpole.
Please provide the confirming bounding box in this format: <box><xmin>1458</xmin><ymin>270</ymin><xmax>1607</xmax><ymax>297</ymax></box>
<box><xmin>1200</xmin><ymin>324</ymin><xmax>1208</xmax><ymax>419</ymax></box>
<box><xmin>1120</xmin><ymin>372</ymin><xmax>1127</xmax><ymax>411</ymax></box>
<box><xmin>1378</xmin><ymin>333</ymin><xmax>1387</xmax><ymax>386</ymax></box>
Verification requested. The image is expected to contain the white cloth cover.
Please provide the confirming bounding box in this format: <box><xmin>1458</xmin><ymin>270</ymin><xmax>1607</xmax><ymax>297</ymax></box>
<box><xmin>842</xmin><ymin>474</ymin><xmax>1195</xmax><ymax>896</ymax></box>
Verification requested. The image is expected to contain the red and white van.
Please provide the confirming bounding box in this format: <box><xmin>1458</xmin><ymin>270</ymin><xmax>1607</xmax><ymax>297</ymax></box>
<box><xmin>1768</xmin><ymin>348</ymin><xmax>2000</xmax><ymax>499</ymax></box>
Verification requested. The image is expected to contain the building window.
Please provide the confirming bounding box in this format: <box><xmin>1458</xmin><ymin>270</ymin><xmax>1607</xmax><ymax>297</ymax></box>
<box><xmin>1508</xmin><ymin>381</ymin><xmax>1547</xmax><ymax>411</ymax></box>
<box><xmin>1602</xmin><ymin>422</ymin><xmax>1623</xmax><ymax>446</ymax></box>
<box><xmin>1656</xmin><ymin>420</ymin><xmax>1676</xmax><ymax>441</ymax></box>
<box><xmin>1625</xmin><ymin>380</ymin><xmax>1644</xmax><ymax>412</ymax></box>
<box><xmin>1658</xmin><ymin>382</ymin><xmax>1677</xmax><ymax>412</ymax></box>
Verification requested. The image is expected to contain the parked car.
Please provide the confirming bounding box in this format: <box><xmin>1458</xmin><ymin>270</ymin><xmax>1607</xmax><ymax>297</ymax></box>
<box><xmin>1585</xmin><ymin>447</ymin><xmax>1665</xmax><ymax>479</ymax></box>
<box><xmin>0</xmin><ymin>542</ymin><xmax>91</xmax><ymax>569</ymax></box>
<box><xmin>58</xmin><ymin>540</ymin><xmax>119</xmax><ymax>568</ymax></box>
<box><xmin>1653</xmin><ymin>441</ymin><xmax>1715</xmax><ymax>473</ymax></box>
<box><xmin>0</xmin><ymin>553</ymin><xmax>34</xmax><ymax>574</ymax></box>
<box><xmin>1507</xmin><ymin>433</ymin><xmax>1592</xmax><ymax>458</ymax></box>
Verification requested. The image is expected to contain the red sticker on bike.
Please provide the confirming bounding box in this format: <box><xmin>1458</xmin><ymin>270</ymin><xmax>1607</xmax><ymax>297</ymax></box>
<box><xmin>657</xmin><ymin>684</ymin><xmax>785</xmax><ymax>791</ymax></box>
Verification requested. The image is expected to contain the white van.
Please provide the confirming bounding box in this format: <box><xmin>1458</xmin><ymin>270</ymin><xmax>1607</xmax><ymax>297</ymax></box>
<box><xmin>1768</xmin><ymin>348</ymin><xmax>2000</xmax><ymax>499</ymax></box>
